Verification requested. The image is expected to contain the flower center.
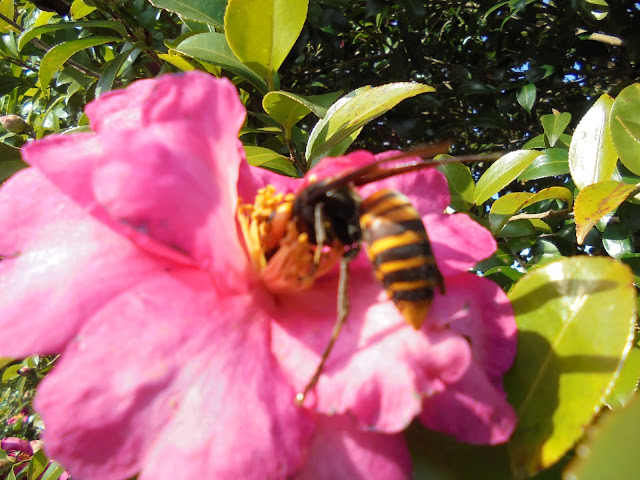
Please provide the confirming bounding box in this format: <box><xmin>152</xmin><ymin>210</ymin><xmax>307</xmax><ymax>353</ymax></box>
<box><xmin>237</xmin><ymin>185</ymin><xmax>344</xmax><ymax>293</ymax></box>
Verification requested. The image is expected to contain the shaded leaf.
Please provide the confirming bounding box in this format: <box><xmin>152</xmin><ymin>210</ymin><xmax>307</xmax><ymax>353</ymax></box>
<box><xmin>601</xmin><ymin>223</ymin><xmax>634</xmax><ymax>258</ymax></box>
<box><xmin>518</xmin><ymin>148</ymin><xmax>569</xmax><ymax>182</ymax></box>
<box><xmin>437</xmin><ymin>162</ymin><xmax>474</xmax><ymax>210</ymax></box>
<box><xmin>225</xmin><ymin>0</ymin><xmax>308</xmax><ymax>82</ymax></box>
<box><xmin>541</xmin><ymin>111</ymin><xmax>571</xmax><ymax>147</ymax></box>
<box><xmin>473</xmin><ymin>150</ymin><xmax>542</xmax><ymax>205</ymax></box>
<box><xmin>176</xmin><ymin>32</ymin><xmax>268</xmax><ymax>93</ymax></box>
<box><xmin>516</xmin><ymin>83</ymin><xmax>536</xmax><ymax>112</ymax></box>
<box><xmin>569</xmin><ymin>94</ymin><xmax>617</xmax><ymax>189</ymax></box>
<box><xmin>506</xmin><ymin>256</ymin><xmax>636</xmax><ymax>478</ymax></box>
<box><xmin>149</xmin><ymin>0</ymin><xmax>227</xmax><ymax>28</ymax></box>
<box><xmin>609</xmin><ymin>83</ymin><xmax>640</xmax><ymax>175</ymax></box>
<box><xmin>574</xmin><ymin>181</ymin><xmax>637</xmax><ymax>244</ymax></box>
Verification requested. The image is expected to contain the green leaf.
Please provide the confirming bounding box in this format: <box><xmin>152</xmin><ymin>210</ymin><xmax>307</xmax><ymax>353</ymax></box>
<box><xmin>263</xmin><ymin>91</ymin><xmax>314</xmax><ymax>134</ymax></box>
<box><xmin>517</xmin><ymin>148</ymin><xmax>569</xmax><ymax>181</ymax></box>
<box><xmin>27</xmin><ymin>449</ymin><xmax>47</xmax><ymax>480</ymax></box>
<box><xmin>541</xmin><ymin>111</ymin><xmax>571</xmax><ymax>147</ymax></box>
<box><xmin>70</xmin><ymin>0</ymin><xmax>97</xmax><ymax>19</ymax></box>
<box><xmin>243</xmin><ymin>146</ymin><xmax>300</xmax><ymax>177</ymax></box>
<box><xmin>149</xmin><ymin>0</ymin><xmax>227</xmax><ymax>28</ymax></box>
<box><xmin>564</xmin><ymin>397</ymin><xmax>640</xmax><ymax>480</ymax></box>
<box><xmin>516</xmin><ymin>83</ymin><xmax>536</xmax><ymax>112</ymax></box>
<box><xmin>0</xmin><ymin>0</ymin><xmax>17</xmax><ymax>34</ymax></box>
<box><xmin>96</xmin><ymin>45</ymin><xmax>141</xmax><ymax>98</ymax></box>
<box><xmin>18</xmin><ymin>21</ymin><xmax>127</xmax><ymax>51</ymax></box>
<box><xmin>488</xmin><ymin>187</ymin><xmax>572</xmax><ymax>234</ymax></box>
<box><xmin>176</xmin><ymin>32</ymin><xmax>268</xmax><ymax>93</ymax></box>
<box><xmin>601</xmin><ymin>223</ymin><xmax>634</xmax><ymax>258</ymax></box>
<box><xmin>569</xmin><ymin>94</ymin><xmax>618</xmax><ymax>190</ymax></box>
<box><xmin>609</xmin><ymin>83</ymin><xmax>640</xmax><ymax>175</ymax></box>
<box><xmin>605</xmin><ymin>345</ymin><xmax>640</xmax><ymax>409</ymax></box>
<box><xmin>38</xmin><ymin>36</ymin><xmax>121</xmax><ymax>89</ymax></box>
<box><xmin>506</xmin><ymin>256</ymin><xmax>636</xmax><ymax>478</ymax></box>
<box><xmin>522</xmin><ymin>133</ymin><xmax>546</xmax><ymax>149</ymax></box>
<box><xmin>39</xmin><ymin>461</ymin><xmax>66</xmax><ymax>480</ymax></box>
<box><xmin>473</xmin><ymin>150</ymin><xmax>542</xmax><ymax>205</ymax></box>
<box><xmin>225</xmin><ymin>0</ymin><xmax>308</xmax><ymax>83</ymax></box>
<box><xmin>305</xmin><ymin>82</ymin><xmax>434</xmax><ymax>166</ymax></box>
<box><xmin>574</xmin><ymin>181</ymin><xmax>637</xmax><ymax>244</ymax></box>
<box><xmin>437</xmin><ymin>162</ymin><xmax>475</xmax><ymax>210</ymax></box>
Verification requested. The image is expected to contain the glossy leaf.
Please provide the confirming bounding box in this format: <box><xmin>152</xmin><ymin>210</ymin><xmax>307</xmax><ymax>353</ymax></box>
<box><xmin>516</xmin><ymin>83</ymin><xmax>536</xmax><ymax>112</ymax></box>
<box><xmin>176</xmin><ymin>32</ymin><xmax>268</xmax><ymax>93</ymax></box>
<box><xmin>473</xmin><ymin>150</ymin><xmax>542</xmax><ymax>205</ymax></box>
<box><xmin>225</xmin><ymin>0</ymin><xmax>308</xmax><ymax>82</ymax></box>
<box><xmin>305</xmin><ymin>82</ymin><xmax>434</xmax><ymax>166</ymax></box>
<box><xmin>564</xmin><ymin>397</ymin><xmax>640</xmax><ymax>480</ymax></box>
<box><xmin>609</xmin><ymin>83</ymin><xmax>640</xmax><ymax>175</ymax></box>
<box><xmin>70</xmin><ymin>0</ymin><xmax>96</xmax><ymax>19</ymax></box>
<box><xmin>18</xmin><ymin>21</ymin><xmax>127</xmax><ymax>51</ymax></box>
<box><xmin>263</xmin><ymin>91</ymin><xmax>314</xmax><ymax>134</ymax></box>
<box><xmin>437</xmin><ymin>162</ymin><xmax>475</xmax><ymax>210</ymax></box>
<box><xmin>149</xmin><ymin>0</ymin><xmax>227</xmax><ymax>28</ymax></box>
<box><xmin>0</xmin><ymin>0</ymin><xmax>17</xmax><ymax>34</ymax></box>
<box><xmin>488</xmin><ymin>187</ymin><xmax>572</xmax><ymax>234</ymax></box>
<box><xmin>506</xmin><ymin>256</ymin><xmax>636</xmax><ymax>478</ymax></box>
<box><xmin>605</xmin><ymin>345</ymin><xmax>640</xmax><ymax>409</ymax></box>
<box><xmin>27</xmin><ymin>449</ymin><xmax>47</xmax><ymax>480</ymax></box>
<box><xmin>39</xmin><ymin>36</ymin><xmax>121</xmax><ymax>89</ymax></box>
<box><xmin>518</xmin><ymin>148</ymin><xmax>569</xmax><ymax>182</ymax></box>
<box><xmin>95</xmin><ymin>45</ymin><xmax>141</xmax><ymax>97</ymax></box>
<box><xmin>244</xmin><ymin>146</ymin><xmax>299</xmax><ymax>177</ymax></box>
<box><xmin>574</xmin><ymin>181</ymin><xmax>637</xmax><ymax>244</ymax></box>
<box><xmin>541</xmin><ymin>111</ymin><xmax>571</xmax><ymax>147</ymax></box>
<box><xmin>602</xmin><ymin>223</ymin><xmax>634</xmax><ymax>258</ymax></box>
<box><xmin>568</xmin><ymin>94</ymin><xmax>618</xmax><ymax>190</ymax></box>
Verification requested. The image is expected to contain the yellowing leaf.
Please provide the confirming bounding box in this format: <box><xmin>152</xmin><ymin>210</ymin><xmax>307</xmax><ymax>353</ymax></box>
<box><xmin>569</xmin><ymin>94</ymin><xmax>618</xmax><ymax>189</ymax></box>
<box><xmin>574</xmin><ymin>181</ymin><xmax>638</xmax><ymax>244</ymax></box>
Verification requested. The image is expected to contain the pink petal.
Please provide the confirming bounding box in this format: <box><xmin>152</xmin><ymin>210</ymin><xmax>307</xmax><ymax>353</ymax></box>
<box><xmin>426</xmin><ymin>213</ymin><xmax>497</xmax><ymax>276</ymax></box>
<box><xmin>271</xmin><ymin>268</ymin><xmax>471</xmax><ymax>432</ymax></box>
<box><xmin>0</xmin><ymin>169</ymin><xmax>163</xmax><ymax>357</ymax></box>
<box><xmin>429</xmin><ymin>274</ymin><xmax>517</xmax><ymax>380</ymax></box>
<box><xmin>297</xmin><ymin>414</ymin><xmax>411</xmax><ymax>480</ymax></box>
<box><xmin>419</xmin><ymin>362</ymin><xmax>517</xmax><ymax>445</ymax></box>
<box><xmin>21</xmin><ymin>73</ymin><xmax>251</xmax><ymax>292</ymax></box>
<box><xmin>1</xmin><ymin>437</ymin><xmax>33</xmax><ymax>455</ymax></box>
<box><xmin>35</xmin><ymin>274</ymin><xmax>313</xmax><ymax>480</ymax></box>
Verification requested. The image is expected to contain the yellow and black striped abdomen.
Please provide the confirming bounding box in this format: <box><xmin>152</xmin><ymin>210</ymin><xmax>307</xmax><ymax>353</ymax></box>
<box><xmin>359</xmin><ymin>189</ymin><xmax>444</xmax><ymax>329</ymax></box>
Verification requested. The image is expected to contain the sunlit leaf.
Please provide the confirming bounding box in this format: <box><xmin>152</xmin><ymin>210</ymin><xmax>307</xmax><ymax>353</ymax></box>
<box><xmin>506</xmin><ymin>256</ymin><xmax>636</xmax><ymax>477</ymax></box>
<box><xmin>0</xmin><ymin>0</ymin><xmax>17</xmax><ymax>34</ymax></box>
<box><xmin>605</xmin><ymin>345</ymin><xmax>639</xmax><ymax>409</ymax></box>
<box><xmin>225</xmin><ymin>0</ymin><xmax>308</xmax><ymax>83</ymax></box>
<box><xmin>574</xmin><ymin>181</ymin><xmax>637</xmax><ymax>244</ymax></box>
<box><xmin>609</xmin><ymin>83</ymin><xmax>640</xmax><ymax>175</ymax></box>
<box><xmin>18</xmin><ymin>21</ymin><xmax>127</xmax><ymax>51</ymax></box>
<box><xmin>70</xmin><ymin>0</ymin><xmax>96</xmax><ymax>19</ymax></box>
<box><xmin>437</xmin><ymin>162</ymin><xmax>474</xmax><ymax>210</ymax></box>
<box><xmin>149</xmin><ymin>0</ymin><xmax>227</xmax><ymax>28</ymax></box>
<box><xmin>473</xmin><ymin>150</ymin><xmax>542</xmax><ymax>205</ymax></box>
<box><xmin>244</xmin><ymin>146</ymin><xmax>299</xmax><ymax>177</ymax></box>
<box><xmin>38</xmin><ymin>36</ymin><xmax>121</xmax><ymax>89</ymax></box>
<box><xmin>27</xmin><ymin>449</ymin><xmax>47</xmax><ymax>480</ymax></box>
<box><xmin>541</xmin><ymin>111</ymin><xmax>571</xmax><ymax>147</ymax></box>
<box><xmin>569</xmin><ymin>94</ymin><xmax>618</xmax><ymax>189</ymax></box>
<box><xmin>564</xmin><ymin>397</ymin><xmax>640</xmax><ymax>480</ymax></box>
<box><xmin>263</xmin><ymin>91</ymin><xmax>315</xmax><ymax>134</ymax></box>
<box><xmin>305</xmin><ymin>82</ymin><xmax>434</xmax><ymax>166</ymax></box>
<box><xmin>176</xmin><ymin>32</ymin><xmax>268</xmax><ymax>93</ymax></box>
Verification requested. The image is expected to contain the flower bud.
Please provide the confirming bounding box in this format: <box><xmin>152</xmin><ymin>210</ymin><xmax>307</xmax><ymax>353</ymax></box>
<box><xmin>0</xmin><ymin>115</ymin><xmax>30</xmax><ymax>134</ymax></box>
<box><xmin>1</xmin><ymin>437</ymin><xmax>33</xmax><ymax>455</ymax></box>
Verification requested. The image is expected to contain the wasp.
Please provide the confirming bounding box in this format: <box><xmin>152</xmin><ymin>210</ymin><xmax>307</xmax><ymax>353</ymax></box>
<box><xmin>243</xmin><ymin>142</ymin><xmax>497</xmax><ymax>403</ymax></box>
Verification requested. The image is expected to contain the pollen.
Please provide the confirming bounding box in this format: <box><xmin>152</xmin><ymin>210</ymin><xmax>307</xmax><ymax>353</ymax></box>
<box><xmin>237</xmin><ymin>185</ymin><xmax>343</xmax><ymax>293</ymax></box>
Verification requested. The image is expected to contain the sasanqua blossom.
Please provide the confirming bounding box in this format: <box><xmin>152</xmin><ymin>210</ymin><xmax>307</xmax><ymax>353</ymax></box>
<box><xmin>0</xmin><ymin>71</ymin><xmax>516</xmax><ymax>479</ymax></box>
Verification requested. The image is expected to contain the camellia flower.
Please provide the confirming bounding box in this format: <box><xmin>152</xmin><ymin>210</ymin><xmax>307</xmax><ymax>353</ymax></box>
<box><xmin>0</xmin><ymin>71</ymin><xmax>516</xmax><ymax>479</ymax></box>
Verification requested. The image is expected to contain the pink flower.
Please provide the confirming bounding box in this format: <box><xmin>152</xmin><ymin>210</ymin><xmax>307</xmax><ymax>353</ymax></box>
<box><xmin>0</xmin><ymin>71</ymin><xmax>516</xmax><ymax>479</ymax></box>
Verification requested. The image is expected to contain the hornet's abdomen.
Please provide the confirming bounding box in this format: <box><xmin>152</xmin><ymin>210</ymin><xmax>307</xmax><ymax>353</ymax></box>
<box><xmin>359</xmin><ymin>189</ymin><xmax>444</xmax><ymax>329</ymax></box>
